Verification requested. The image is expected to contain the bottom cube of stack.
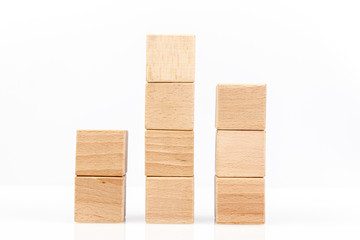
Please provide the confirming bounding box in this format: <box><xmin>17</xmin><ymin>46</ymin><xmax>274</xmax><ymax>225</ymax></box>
<box><xmin>75</xmin><ymin>176</ymin><xmax>126</xmax><ymax>223</ymax></box>
<box><xmin>215</xmin><ymin>177</ymin><xmax>265</xmax><ymax>224</ymax></box>
<box><xmin>146</xmin><ymin>177</ymin><xmax>194</xmax><ymax>223</ymax></box>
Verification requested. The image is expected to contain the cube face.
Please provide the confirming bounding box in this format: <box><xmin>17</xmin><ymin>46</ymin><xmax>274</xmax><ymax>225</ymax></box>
<box><xmin>145</xmin><ymin>130</ymin><xmax>194</xmax><ymax>177</ymax></box>
<box><xmin>216</xmin><ymin>84</ymin><xmax>266</xmax><ymax>130</ymax></box>
<box><xmin>146</xmin><ymin>35</ymin><xmax>195</xmax><ymax>83</ymax></box>
<box><xmin>75</xmin><ymin>176</ymin><xmax>125</xmax><ymax>222</ymax></box>
<box><xmin>216</xmin><ymin>130</ymin><xmax>265</xmax><ymax>177</ymax></box>
<box><xmin>145</xmin><ymin>83</ymin><xmax>194</xmax><ymax>130</ymax></box>
<box><xmin>76</xmin><ymin>130</ymin><xmax>128</xmax><ymax>176</ymax></box>
<box><xmin>216</xmin><ymin>177</ymin><xmax>265</xmax><ymax>224</ymax></box>
<box><xmin>146</xmin><ymin>177</ymin><xmax>194</xmax><ymax>223</ymax></box>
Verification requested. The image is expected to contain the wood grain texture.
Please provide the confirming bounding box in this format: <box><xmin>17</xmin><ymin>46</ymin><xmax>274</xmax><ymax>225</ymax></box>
<box><xmin>216</xmin><ymin>130</ymin><xmax>265</xmax><ymax>177</ymax></box>
<box><xmin>216</xmin><ymin>84</ymin><xmax>266</xmax><ymax>130</ymax></box>
<box><xmin>215</xmin><ymin>177</ymin><xmax>265</xmax><ymax>224</ymax></box>
<box><xmin>145</xmin><ymin>130</ymin><xmax>194</xmax><ymax>177</ymax></box>
<box><xmin>146</xmin><ymin>177</ymin><xmax>194</xmax><ymax>223</ymax></box>
<box><xmin>76</xmin><ymin>130</ymin><xmax>128</xmax><ymax>176</ymax></box>
<box><xmin>75</xmin><ymin>176</ymin><xmax>126</xmax><ymax>223</ymax></box>
<box><xmin>146</xmin><ymin>35</ymin><xmax>195</xmax><ymax>83</ymax></box>
<box><xmin>145</xmin><ymin>83</ymin><xmax>194</xmax><ymax>130</ymax></box>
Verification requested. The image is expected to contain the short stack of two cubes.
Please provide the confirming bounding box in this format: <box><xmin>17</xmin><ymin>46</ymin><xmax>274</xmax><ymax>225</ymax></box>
<box><xmin>215</xmin><ymin>84</ymin><xmax>266</xmax><ymax>224</ymax></box>
<box><xmin>75</xmin><ymin>130</ymin><xmax>128</xmax><ymax>222</ymax></box>
<box><xmin>145</xmin><ymin>35</ymin><xmax>195</xmax><ymax>223</ymax></box>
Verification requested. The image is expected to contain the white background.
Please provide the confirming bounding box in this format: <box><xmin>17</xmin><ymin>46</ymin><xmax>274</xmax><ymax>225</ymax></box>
<box><xmin>1</xmin><ymin>0</ymin><xmax>360</xmax><ymax>239</ymax></box>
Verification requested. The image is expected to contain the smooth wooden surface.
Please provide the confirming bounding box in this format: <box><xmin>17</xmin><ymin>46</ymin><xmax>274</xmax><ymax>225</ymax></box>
<box><xmin>76</xmin><ymin>130</ymin><xmax>128</xmax><ymax>176</ymax></box>
<box><xmin>215</xmin><ymin>177</ymin><xmax>265</xmax><ymax>224</ymax></box>
<box><xmin>216</xmin><ymin>130</ymin><xmax>265</xmax><ymax>177</ymax></box>
<box><xmin>145</xmin><ymin>83</ymin><xmax>194</xmax><ymax>130</ymax></box>
<box><xmin>146</xmin><ymin>35</ymin><xmax>195</xmax><ymax>83</ymax></box>
<box><xmin>216</xmin><ymin>84</ymin><xmax>266</xmax><ymax>130</ymax></box>
<box><xmin>75</xmin><ymin>176</ymin><xmax>125</xmax><ymax>223</ymax></box>
<box><xmin>145</xmin><ymin>130</ymin><xmax>194</xmax><ymax>177</ymax></box>
<box><xmin>146</xmin><ymin>177</ymin><xmax>194</xmax><ymax>223</ymax></box>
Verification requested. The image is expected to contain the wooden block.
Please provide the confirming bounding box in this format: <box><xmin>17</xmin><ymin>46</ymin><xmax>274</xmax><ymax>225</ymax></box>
<box><xmin>145</xmin><ymin>130</ymin><xmax>194</xmax><ymax>177</ymax></box>
<box><xmin>215</xmin><ymin>177</ymin><xmax>265</xmax><ymax>224</ymax></box>
<box><xmin>146</xmin><ymin>35</ymin><xmax>195</xmax><ymax>83</ymax></box>
<box><xmin>75</xmin><ymin>176</ymin><xmax>126</xmax><ymax>222</ymax></box>
<box><xmin>146</xmin><ymin>177</ymin><xmax>194</xmax><ymax>223</ymax></box>
<box><xmin>145</xmin><ymin>83</ymin><xmax>194</xmax><ymax>130</ymax></box>
<box><xmin>216</xmin><ymin>84</ymin><xmax>266</xmax><ymax>130</ymax></box>
<box><xmin>76</xmin><ymin>130</ymin><xmax>128</xmax><ymax>176</ymax></box>
<box><xmin>216</xmin><ymin>130</ymin><xmax>265</xmax><ymax>177</ymax></box>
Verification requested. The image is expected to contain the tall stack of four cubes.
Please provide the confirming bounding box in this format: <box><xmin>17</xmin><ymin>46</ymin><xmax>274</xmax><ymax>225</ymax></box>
<box><xmin>215</xmin><ymin>84</ymin><xmax>266</xmax><ymax>224</ymax></box>
<box><xmin>75</xmin><ymin>130</ymin><xmax>128</xmax><ymax>222</ymax></box>
<box><xmin>145</xmin><ymin>35</ymin><xmax>195</xmax><ymax>223</ymax></box>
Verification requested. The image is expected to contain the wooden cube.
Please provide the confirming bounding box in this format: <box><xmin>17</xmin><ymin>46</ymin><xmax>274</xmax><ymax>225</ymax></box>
<box><xmin>145</xmin><ymin>130</ymin><xmax>194</xmax><ymax>177</ymax></box>
<box><xmin>146</xmin><ymin>35</ymin><xmax>195</xmax><ymax>83</ymax></box>
<box><xmin>216</xmin><ymin>84</ymin><xmax>266</xmax><ymax>130</ymax></box>
<box><xmin>145</xmin><ymin>83</ymin><xmax>194</xmax><ymax>130</ymax></box>
<box><xmin>216</xmin><ymin>130</ymin><xmax>265</xmax><ymax>177</ymax></box>
<box><xmin>75</xmin><ymin>176</ymin><xmax>126</xmax><ymax>222</ymax></box>
<box><xmin>146</xmin><ymin>177</ymin><xmax>194</xmax><ymax>223</ymax></box>
<box><xmin>215</xmin><ymin>177</ymin><xmax>265</xmax><ymax>224</ymax></box>
<box><xmin>76</xmin><ymin>130</ymin><xmax>128</xmax><ymax>176</ymax></box>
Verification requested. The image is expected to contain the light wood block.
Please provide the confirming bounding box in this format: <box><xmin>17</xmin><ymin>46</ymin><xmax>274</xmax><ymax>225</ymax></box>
<box><xmin>75</xmin><ymin>176</ymin><xmax>126</xmax><ymax>223</ymax></box>
<box><xmin>145</xmin><ymin>83</ymin><xmax>194</xmax><ymax>130</ymax></box>
<box><xmin>216</xmin><ymin>130</ymin><xmax>265</xmax><ymax>177</ymax></box>
<box><xmin>216</xmin><ymin>84</ymin><xmax>266</xmax><ymax>130</ymax></box>
<box><xmin>145</xmin><ymin>130</ymin><xmax>194</xmax><ymax>177</ymax></box>
<box><xmin>76</xmin><ymin>130</ymin><xmax>128</xmax><ymax>176</ymax></box>
<box><xmin>146</xmin><ymin>177</ymin><xmax>194</xmax><ymax>223</ymax></box>
<box><xmin>146</xmin><ymin>35</ymin><xmax>195</xmax><ymax>83</ymax></box>
<box><xmin>215</xmin><ymin>177</ymin><xmax>265</xmax><ymax>224</ymax></box>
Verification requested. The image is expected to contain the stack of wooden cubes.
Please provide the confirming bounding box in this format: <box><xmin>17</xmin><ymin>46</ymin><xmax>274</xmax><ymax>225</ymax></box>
<box><xmin>75</xmin><ymin>130</ymin><xmax>128</xmax><ymax>222</ymax></box>
<box><xmin>215</xmin><ymin>84</ymin><xmax>266</xmax><ymax>224</ymax></box>
<box><xmin>145</xmin><ymin>35</ymin><xmax>195</xmax><ymax>223</ymax></box>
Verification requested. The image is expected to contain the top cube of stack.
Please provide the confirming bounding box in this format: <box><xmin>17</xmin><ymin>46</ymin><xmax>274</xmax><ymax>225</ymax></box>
<box><xmin>146</xmin><ymin>35</ymin><xmax>195</xmax><ymax>83</ymax></box>
<box><xmin>216</xmin><ymin>84</ymin><xmax>266</xmax><ymax>130</ymax></box>
<box><xmin>76</xmin><ymin>130</ymin><xmax>128</xmax><ymax>176</ymax></box>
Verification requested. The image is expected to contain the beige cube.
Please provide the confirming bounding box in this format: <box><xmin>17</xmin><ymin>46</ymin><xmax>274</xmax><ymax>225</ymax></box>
<box><xmin>145</xmin><ymin>83</ymin><xmax>194</xmax><ymax>130</ymax></box>
<box><xmin>146</xmin><ymin>35</ymin><xmax>195</xmax><ymax>83</ymax></box>
<box><xmin>216</xmin><ymin>84</ymin><xmax>266</xmax><ymax>130</ymax></box>
<box><xmin>146</xmin><ymin>177</ymin><xmax>194</xmax><ymax>223</ymax></box>
<box><xmin>216</xmin><ymin>177</ymin><xmax>265</xmax><ymax>224</ymax></box>
<box><xmin>76</xmin><ymin>130</ymin><xmax>128</xmax><ymax>176</ymax></box>
<box><xmin>216</xmin><ymin>130</ymin><xmax>265</xmax><ymax>177</ymax></box>
<box><xmin>75</xmin><ymin>176</ymin><xmax>126</xmax><ymax>222</ymax></box>
<box><xmin>145</xmin><ymin>130</ymin><xmax>194</xmax><ymax>177</ymax></box>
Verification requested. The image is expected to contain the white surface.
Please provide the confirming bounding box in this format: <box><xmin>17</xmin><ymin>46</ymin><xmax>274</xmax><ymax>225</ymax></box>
<box><xmin>1</xmin><ymin>1</ymin><xmax>360</xmax><ymax>239</ymax></box>
<box><xmin>1</xmin><ymin>186</ymin><xmax>359</xmax><ymax>239</ymax></box>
